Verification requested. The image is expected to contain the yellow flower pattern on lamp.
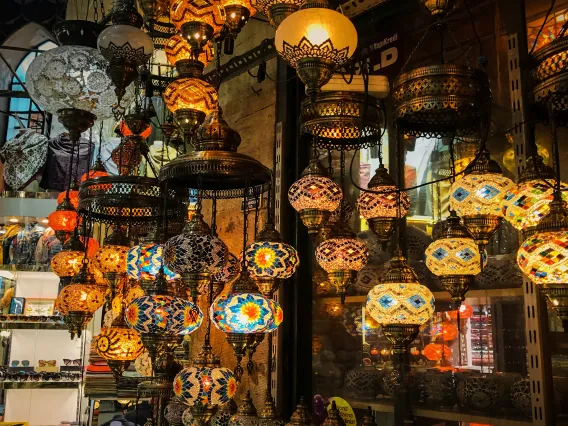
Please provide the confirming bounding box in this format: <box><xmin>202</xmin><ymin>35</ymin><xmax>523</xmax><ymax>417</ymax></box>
<box><xmin>51</xmin><ymin>251</ymin><xmax>84</xmax><ymax>278</ymax></box>
<box><xmin>95</xmin><ymin>327</ymin><xmax>144</xmax><ymax>362</ymax></box>
<box><xmin>94</xmin><ymin>245</ymin><xmax>129</xmax><ymax>274</ymax></box>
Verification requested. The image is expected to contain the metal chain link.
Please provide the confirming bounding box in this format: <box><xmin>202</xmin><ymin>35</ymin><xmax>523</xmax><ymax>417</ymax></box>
<box><xmin>100</xmin><ymin>0</ymin><xmax>106</xmax><ymax>18</ymax></box>
<box><xmin>93</xmin><ymin>0</ymin><xmax>98</xmax><ymax>23</ymax></box>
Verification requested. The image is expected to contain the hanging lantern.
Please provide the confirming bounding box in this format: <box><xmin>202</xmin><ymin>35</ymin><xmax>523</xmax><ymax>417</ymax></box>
<box><xmin>95</xmin><ymin>321</ymin><xmax>145</xmax><ymax>380</ymax></box>
<box><xmin>94</xmin><ymin>228</ymin><xmax>130</xmax><ymax>302</ymax></box>
<box><xmin>440</xmin><ymin>321</ymin><xmax>458</xmax><ymax>341</ymax></box>
<box><xmin>56</xmin><ymin>264</ymin><xmax>106</xmax><ymax>338</ymax></box>
<box><xmin>288</xmin><ymin>157</ymin><xmax>342</xmax><ymax>238</ymax></box>
<box><xmin>111</xmin><ymin>137</ymin><xmax>143</xmax><ymax>175</ymax></box>
<box><xmin>275</xmin><ymin>0</ymin><xmax>358</xmax><ymax>97</ymax></box>
<box><xmin>48</xmin><ymin>197</ymin><xmax>78</xmax><ymax>236</ymax></box>
<box><xmin>80</xmin><ymin>158</ymin><xmax>110</xmax><ymax>182</ymax></box>
<box><xmin>51</xmin><ymin>234</ymin><xmax>86</xmax><ymax>286</ymax></box>
<box><xmin>449</xmin><ymin>148</ymin><xmax>514</xmax><ymax>250</ymax></box>
<box><xmin>229</xmin><ymin>391</ymin><xmax>260</xmax><ymax>426</ymax></box>
<box><xmin>517</xmin><ymin>194</ymin><xmax>568</xmax><ymax>284</ymax></box>
<box><xmin>315</xmin><ymin>221</ymin><xmax>368</xmax><ymax>302</ymax></box>
<box><xmin>420</xmin><ymin>0</ymin><xmax>457</xmax><ymax>17</ymax></box>
<box><xmin>170</xmin><ymin>0</ymin><xmax>225</xmax><ymax>55</ymax></box>
<box><xmin>57</xmin><ymin>189</ymin><xmax>79</xmax><ymax>210</ymax></box>
<box><xmin>97</xmin><ymin>2</ymin><xmax>154</xmax><ymax>101</ymax></box>
<box><xmin>164</xmin><ymin>211</ymin><xmax>228</xmax><ymax>301</ymax></box>
<box><xmin>423</xmin><ymin>343</ymin><xmax>451</xmax><ymax>361</ymax></box>
<box><xmin>319</xmin><ymin>199</ymin><xmax>352</xmax><ymax>241</ymax></box>
<box><xmin>119</xmin><ymin>119</ymin><xmax>152</xmax><ymax>139</ymax></box>
<box><xmin>220</xmin><ymin>0</ymin><xmax>255</xmax><ymax>53</ymax></box>
<box><xmin>81</xmin><ymin>236</ymin><xmax>100</xmax><ymax>259</ymax></box>
<box><xmin>425</xmin><ymin>212</ymin><xmax>482</xmax><ymax>304</ymax></box>
<box><xmin>503</xmin><ymin>155</ymin><xmax>568</xmax><ymax>237</ymax></box>
<box><xmin>447</xmin><ymin>303</ymin><xmax>473</xmax><ymax>319</ymax></box>
<box><xmin>245</xmin><ymin>221</ymin><xmax>299</xmax><ymax>296</ymax></box>
<box><xmin>357</xmin><ymin>164</ymin><xmax>410</xmax><ymax>249</ymax></box>
<box><xmin>165</xmin><ymin>34</ymin><xmax>215</xmax><ymax>67</ymax></box>
<box><xmin>127</xmin><ymin>242</ymin><xmax>180</xmax><ymax>283</ymax></box>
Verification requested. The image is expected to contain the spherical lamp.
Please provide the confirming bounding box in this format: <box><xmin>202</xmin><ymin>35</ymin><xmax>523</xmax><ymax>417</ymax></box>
<box><xmin>95</xmin><ymin>323</ymin><xmax>145</xmax><ymax>380</ymax></box>
<box><xmin>164</xmin><ymin>211</ymin><xmax>228</xmax><ymax>301</ymax></box>
<box><xmin>449</xmin><ymin>148</ymin><xmax>514</xmax><ymax>250</ymax></box>
<box><xmin>127</xmin><ymin>242</ymin><xmax>180</xmax><ymax>283</ymax></box>
<box><xmin>51</xmin><ymin>234</ymin><xmax>86</xmax><ymax>286</ymax></box>
<box><xmin>245</xmin><ymin>221</ymin><xmax>299</xmax><ymax>296</ymax></box>
<box><xmin>165</xmin><ymin>34</ymin><xmax>214</xmax><ymax>67</ymax></box>
<box><xmin>57</xmin><ymin>190</ymin><xmax>79</xmax><ymax>210</ymax></box>
<box><xmin>503</xmin><ymin>155</ymin><xmax>568</xmax><ymax>237</ymax></box>
<box><xmin>97</xmin><ymin>4</ymin><xmax>153</xmax><ymax>101</ymax></box>
<box><xmin>94</xmin><ymin>228</ymin><xmax>130</xmax><ymax>301</ymax></box>
<box><xmin>357</xmin><ymin>164</ymin><xmax>410</xmax><ymax>249</ymax></box>
<box><xmin>170</xmin><ymin>0</ymin><xmax>226</xmax><ymax>54</ymax></box>
<box><xmin>48</xmin><ymin>197</ymin><xmax>78</xmax><ymax>237</ymax></box>
<box><xmin>423</xmin><ymin>343</ymin><xmax>451</xmax><ymax>361</ymax></box>
<box><xmin>57</xmin><ymin>265</ymin><xmax>106</xmax><ymax>338</ymax></box>
<box><xmin>275</xmin><ymin>0</ymin><xmax>358</xmax><ymax>97</ymax></box>
<box><xmin>288</xmin><ymin>157</ymin><xmax>342</xmax><ymax>237</ymax></box>
<box><xmin>440</xmin><ymin>321</ymin><xmax>458</xmax><ymax>341</ymax></box>
<box><xmin>366</xmin><ymin>254</ymin><xmax>435</xmax><ymax>357</ymax></box>
<box><xmin>315</xmin><ymin>222</ymin><xmax>368</xmax><ymax>302</ymax></box>
<box><xmin>447</xmin><ymin>303</ymin><xmax>473</xmax><ymax>319</ymax></box>
<box><xmin>425</xmin><ymin>212</ymin><xmax>482</xmax><ymax>304</ymax></box>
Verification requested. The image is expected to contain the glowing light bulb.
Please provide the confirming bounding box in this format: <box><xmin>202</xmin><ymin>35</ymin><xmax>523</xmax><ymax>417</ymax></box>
<box><xmin>306</xmin><ymin>24</ymin><xmax>329</xmax><ymax>45</ymax></box>
<box><xmin>230</xmin><ymin>12</ymin><xmax>236</xmax><ymax>18</ymax></box>
<box><xmin>41</xmin><ymin>219</ymin><xmax>49</xmax><ymax>224</ymax></box>
<box><xmin>9</xmin><ymin>218</ymin><xmax>18</xmax><ymax>223</ymax></box>
<box><xmin>194</xmin><ymin>32</ymin><xmax>200</xmax><ymax>39</ymax></box>
<box><xmin>554</xmin><ymin>299</ymin><xmax>560</xmax><ymax>306</ymax></box>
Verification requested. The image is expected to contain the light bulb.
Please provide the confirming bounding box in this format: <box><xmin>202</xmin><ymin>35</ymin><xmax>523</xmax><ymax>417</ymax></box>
<box><xmin>306</xmin><ymin>24</ymin><xmax>329</xmax><ymax>45</ymax></box>
<box><xmin>9</xmin><ymin>218</ymin><xmax>18</xmax><ymax>223</ymax></box>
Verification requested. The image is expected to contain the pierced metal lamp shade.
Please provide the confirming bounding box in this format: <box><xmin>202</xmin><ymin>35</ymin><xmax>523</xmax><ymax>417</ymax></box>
<box><xmin>165</xmin><ymin>34</ymin><xmax>214</xmax><ymax>66</ymax></box>
<box><xmin>125</xmin><ymin>294</ymin><xmax>203</xmax><ymax>335</ymax></box>
<box><xmin>26</xmin><ymin>45</ymin><xmax>132</xmax><ymax>119</ymax></box>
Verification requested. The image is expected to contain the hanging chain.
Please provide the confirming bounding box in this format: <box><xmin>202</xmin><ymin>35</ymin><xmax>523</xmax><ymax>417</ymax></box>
<box><xmin>327</xmin><ymin>148</ymin><xmax>334</xmax><ymax>177</ymax></box>
<box><xmin>100</xmin><ymin>0</ymin><xmax>106</xmax><ymax>19</ymax></box>
<box><xmin>241</xmin><ymin>182</ymin><xmax>250</xmax><ymax>270</ymax></box>
<box><xmin>93</xmin><ymin>0</ymin><xmax>99</xmax><ymax>23</ymax></box>
<box><xmin>211</xmin><ymin>193</ymin><xmax>218</xmax><ymax>236</ymax></box>
<box><xmin>339</xmin><ymin>150</ymin><xmax>346</xmax><ymax>221</ymax></box>
<box><xmin>253</xmin><ymin>187</ymin><xmax>260</xmax><ymax>240</ymax></box>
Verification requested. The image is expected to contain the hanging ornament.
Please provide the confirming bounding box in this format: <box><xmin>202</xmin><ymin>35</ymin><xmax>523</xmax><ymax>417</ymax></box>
<box><xmin>51</xmin><ymin>235</ymin><xmax>86</xmax><ymax>287</ymax></box>
<box><xmin>422</xmin><ymin>343</ymin><xmax>451</xmax><ymax>361</ymax></box>
<box><xmin>449</xmin><ymin>148</ymin><xmax>514</xmax><ymax>250</ymax></box>
<box><xmin>165</xmin><ymin>34</ymin><xmax>215</xmax><ymax>67</ymax></box>
<box><xmin>288</xmin><ymin>157</ymin><xmax>342</xmax><ymax>238</ymax></box>
<box><xmin>357</xmin><ymin>165</ymin><xmax>410</xmax><ymax>250</ymax></box>
<box><xmin>425</xmin><ymin>212</ymin><xmax>483</xmax><ymax>304</ymax></box>
<box><xmin>94</xmin><ymin>228</ymin><xmax>130</xmax><ymax>304</ymax></box>
<box><xmin>49</xmin><ymin>197</ymin><xmax>78</xmax><ymax>239</ymax></box>
<box><xmin>220</xmin><ymin>0</ymin><xmax>255</xmax><ymax>53</ymax></box>
<box><xmin>229</xmin><ymin>391</ymin><xmax>260</xmax><ymax>426</ymax></box>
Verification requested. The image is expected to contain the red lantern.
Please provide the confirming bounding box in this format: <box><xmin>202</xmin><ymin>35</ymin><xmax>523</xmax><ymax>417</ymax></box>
<box><xmin>120</xmin><ymin>120</ymin><xmax>152</xmax><ymax>139</ymax></box>
<box><xmin>81</xmin><ymin>237</ymin><xmax>100</xmax><ymax>259</ymax></box>
<box><xmin>441</xmin><ymin>321</ymin><xmax>458</xmax><ymax>341</ymax></box>
<box><xmin>48</xmin><ymin>209</ymin><xmax>78</xmax><ymax>232</ymax></box>
<box><xmin>80</xmin><ymin>169</ymin><xmax>109</xmax><ymax>182</ymax></box>
<box><xmin>422</xmin><ymin>343</ymin><xmax>451</xmax><ymax>361</ymax></box>
<box><xmin>370</xmin><ymin>347</ymin><xmax>379</xmax><ymax>356</ymax></box>
<box><xmin>447</xmin><ymin>303</ymin><xmax>474</xmax><ymax>320</ymax></box>
<box><xmin>57</xmin><ymin>191</ymin><xmax>79</xmax><ymax>210</ymax></box>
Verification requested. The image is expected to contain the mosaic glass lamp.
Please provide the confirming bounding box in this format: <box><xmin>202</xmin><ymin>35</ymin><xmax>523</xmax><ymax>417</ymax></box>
<box><xmin>423</xmin><ymin>343</ymin><xmax>451</xmax><ymax>361</ymax></box>
<box><xmin>48</xmin><ymin>197</ymin><xmax>78</xmax><ymax>236</ymax></box>
<box><xmin>275</xmin><ymin>0</ymin><xmax>358</xmax><ymax>97</ymax></box>
<box><xmin>503</xmin><ymin>155</ymin><xmax>568</xmax><ymax>237</ymax></box>
<box><xmin>447</xmin><ymin>302</ymin><xmax>474</xmax><ymax>319</ymax></box>
<box><xmin>164</xmin><ymin>211</ymin><xmax>228</xmax><ymax>301</ymax></box>
<box><xmin>425</xmin><ymin>212</ymin><xmax>482</xmax><ymax>304</ymax></box>
<box><xmin>127</xmin><ymin>241</ymin><xmax>180</xmax><ymax>283</ymax></box>
<box><xmin>51</xmin><ymin>234</ymin><xmax>86</xmax><ymax>286</ymax></box>
<box><xmin>357</xmin><ymin>164</ymin><xmax>410</xmax><ymax>249</ymax></box>
<box><xmin>210</xmin><ymin>252</ymin><xmax>240</xmax><ymax>299</ymax></box>
<box><xmin>165</xmin><ymin>34</ymin><xmax>214</xmax><ymax>67</ymax></box>
<box><xmin>449</xmin><ymin>148</ymin><xmax>514</xmax><ymax>250</ymax></box>
<box><xmin>170</xmin><ymin>0</ymin><xmax>226</xmax><ymax>53</ymax></box>
<box><xmin>57</xmin><ymin>189</ymin><xmax>79</xmax><ymax>210</ymax></box>
<box><xmin>517</xmin><ymin>192</ymin><xmax>568</xmax><ymax>284</ymax></box>
<box><xmin>288</xmin><ymin>157</ymin><xmax>342</xmax><ymax>238</ymax></box>
<box><xmin>94</xmin><ymin>228</ymin><xmax>130</xmax><ymax>301</ymax></box>
<box><xmin>220</xmin><ymin>0</ymin><xmax>255</xmax><ymax>43</ymax></box>
<box><xmin>80</xmin><ymin>159</ymin><xmax>109</xmax><ymax>182</ymax></box>
<box><xmin>315</xmin><ymin>221</ymin><xmax>368</xmax><ymax>302</ymax></box>
<box><xmin>56</xmin><ymin>264</ymin><xmax>106</xmax><ymax>338</ymax></box>
<box><xmin>366</xmin><ymin>254</ymin><xmax>434</xmax><ymax>338</ymax></box>
<box><xmin>245</xmin><ymin>220</ymin><xmax>299</xmax><ymax>296</ymax></box>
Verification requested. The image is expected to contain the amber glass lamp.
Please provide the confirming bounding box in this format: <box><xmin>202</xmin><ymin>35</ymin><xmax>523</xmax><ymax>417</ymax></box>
<box><xmin>357</xmin><ymin>164</ymin><xmax>410</xmax><ymax>249</ymax></box>
<box><xmin>48</xmin><ymin>197</ymin><xmax>78</xmax><ymax>238</ymax></box>
<box><xmin>170</xmin><ymin>0</ymin><xmax>225</xmax><ymax>54</ymax></box>
<box><xmin>425</xmin><ymin>212</ymin><xmax>482</xmax><ymax>304</ymax></box>
<box><xmin>220</xmin><ymin>0</ymin><xmax>255</xmax><ymax>53</ymax></box>
<box><xmin>95</xmin><ymin>320</ymin><xmax>144</xmax><ymax>380</ymax></box>
<box><xmin>80</xmin><ymin>158</ymin><xmax>109</xmax><ymax>182</ymax></box>
<box><xmin>288</xmin><ymin>157</ymin><xmax>342</xmax><ymax>238</ymax></box>
<box><xmin>165</xmin><ymin>34</ymin><xmax>214</xmax><ymax>67</ymax></box>
<box><xmin>57</xmin><ymin>264</ymin><xmax>106</xmax><ymax>338</ymax></box>
<box><xmin>94</xmin><ymin>228</ymin><xmax>130</xmax><ymax>301</ymax></box>
<box><xmin>57</xmin><ymin>189</ymin><xmax>79</xmax><ymax>210</ymax></box>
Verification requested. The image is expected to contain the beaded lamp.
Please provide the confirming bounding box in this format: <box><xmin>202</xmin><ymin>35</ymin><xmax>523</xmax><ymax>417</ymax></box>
<box><xmin>425</xmin><ymin>212</ymin><xmax>482</xmax><ymax>304</ymax></box>
<box><xmin>165</xmin><ymin>34</ymin><xmax>214</xmax><ymax>67</ymax></box>
<box><xmin>127</xmin><ymin>241</ymin><xmax>180</xmax><ymax>283</ymax></box>
<box><xmin>357</xmin><ymin>164</ymin><xmax>410</xmax><ymax>249</ymax></box>
<box><xmin>57</xmin><ymin>263</ymin><xmax>106</xmax><ymax>338</ymax></box>
<box><xmin>449</xmin><ymin>148</ymin><xmax>514</xmax><ymax>250</ymax></box>
<box><xmin>275</xmin><ymin>0</ymin><xmax>358</xmax><ymax>97</ymax></box>
<box><xmin>288</xmin><ymin>157</ymin><xmax>342</xmax><ymax>238</ymax></box>
<box><xmin>164</xmin><ymin>211</ymin><xmax>228</xmax><ymax>301</ymax></box>
<box><xmin>503</xmin><ymin>155</ymin><xmax>568</xmax><ymax>237</ymax></box>
<box><xmin>245</xmin><ymin>221</ymin><xmax>299</xmax><ymax>296</ymax></box>
<box><xmin>170</xmin><ymin>0</ymin><xmax>226</xmax><ymax>54</ymax></box>
<box><xmin>315</xmin><ymin>221</ymin><xmax>368</xmax><ymax>302</ymax></box>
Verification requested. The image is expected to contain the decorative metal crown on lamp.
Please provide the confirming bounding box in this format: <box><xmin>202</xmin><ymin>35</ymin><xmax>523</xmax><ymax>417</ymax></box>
<box><xmin>275</xmin><ymin>0</ymin><xmax>358</xmax><ymax>97</ymax></box>
<box><xmin>97</xmin><ymin>0</ymin><xmax>153</xmax><ymax>101</ymax></box>
<box><xmin>503</xmin><ymin>155</ymin><xmax>568</xmax><ymax>237</ymax></box>
<box><xmin>366</xmin><ymin>254</ymin><xmax>434</xmax><ymax>355</ymax></box>
<box><xmin>357</xmin><ymin>164</ymin><xmax>410</xmax><ymax>250</ymax></box>
<box><xmin>163</xmin><ymin>59</ymin><xmax>219</xmax><ymax>139</ymax></box>
<box><xmin>56</xmin><ymin>263</ymin><xmax>106</xmax><ymax>338</ymax></box>
<box><xmin>517</xmin><ymin>192</ymin><xmax>568</xmax><ymax>284</ymax></box>
<box><xmin>165</xmin><ymin>34</ymin><xmax>215</xmax><ymax>67</ymax></box>
<box><xmin>288</xmin><ymin>157</ymin><xmax>342</xmax><ymax>237</ymax></box>
<box><xmin>315</xmin><ymin>220</ymin><xmax>368</xmax><ymax>302</ymax></box>
<box><xmin>170</xmin><ymin>0</ymin><xmax>226</xmax><ymax>55</ymax></box>
<box><xmin>425</xmin><ymin>212</ymin><xmax>482</xmax><ymax>304</ymax></box>
<box><xmin>256</xmin><ymin>0</ymin><xmax>303</xmax><ymax>28</ymax></box>
<box><xmin>245</xmin><ymin>220</ymin><xmax>300</xmax><ymax>296</ymax></box>
<box><xmin>449</xmin><ymin>148</ymin><xmax>514</xmax><ymax>250</ymax></box>
<box><xmin>164</xmin><ymin>210</ymin><xmax>228</xmax><ymax>301</ymax></box>
<box><xmin>420</xmin><ymin>0</ymin><xmax>457</xmax><ymax>17</ymax></box>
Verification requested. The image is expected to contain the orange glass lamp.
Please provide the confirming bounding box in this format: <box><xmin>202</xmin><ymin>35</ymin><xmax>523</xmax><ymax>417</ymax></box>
<box><xmin>423</xmin><ymin>343</ymin><xmax>451</xmax><ymax>362</ymax></box>
<box><xmin>220</xmin><ymin>0</ymin><xmax>255</xmax><ymax>53</ymax></box>
<box><xmin>80</xmin><ymin>158</ymin><xmax>109</xmax><ymax>182</ymax></box>
<box><xmin>447</xmin><ymin>303</ymin><xmax>473</xmax><ymax>319</ymax></box>
<box><xmin>94</xmin><ymin>229</ymin><xmax>130</xmax><ymax>302</ymax></box>
<box><xmin>48</xmin><ymin>197</ymin><xmax>78</xmax><ymax>238</ymax></box>
<box><xmin>57</xmin><ymin>189</ymin><xmax>79</xmax><ymax>210</ymax></box>
<box><xmin>165</xmin><ymin>34</ymin><xmax>214</xmax><ymax>67</ymax></box>
<box><xmin>57</xmin><ymin>263</ymin><xmax>106</xmax><ymax>338</ymax></box>
<box><xmin>81</xmin><ymin>236</ymin><xmax>100</xmax><ymax>259</ymax></box>
<box><xmin>441</xmin><ymin>321</ymin><xmax>458</xmax><ymax>341</ymax></box>
<box><xmin>170</xmin><ymin>0</ymin><xmax>225</xmax><ymax>55</ymax></box>
<box><xmin>119</xmin><ymin>120</ymin><xmax>152</xmax><ymax>139</ymax></box>
<box><xmin>51</xmin><ymin>234</ymin><xmax>86</xmax><ymax>286</ymax></box>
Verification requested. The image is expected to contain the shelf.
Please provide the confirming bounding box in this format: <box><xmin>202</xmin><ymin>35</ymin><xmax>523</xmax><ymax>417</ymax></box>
<box><xmin>348</xmin><ymin>399</ymin><xmax>531</xmax><ymax>426</ymax></box>
<box><xmin>0</xmin><ymin>264</ymin><xmax>52</xmax><ymax>272</ymax></box>
<box><xmin>0</xmin><ymin>321</ymin><xmax>66</xmax><ymax>330</ymax></box>
<box><xmin>0</xmin><ymin>381</ymin><xmax>80</xmax><ymax>389</ymax></box>
<box><xmin>317</xmin><ymin>287</ymin><xmax>524</xmax><ymax>305</ymax></box>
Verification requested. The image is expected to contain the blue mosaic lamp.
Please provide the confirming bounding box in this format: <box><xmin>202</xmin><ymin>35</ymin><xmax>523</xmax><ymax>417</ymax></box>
<box><xmin>245</xmin><ymin>221</ymin><xmax>299</xmax><ymax>297</ymax></box>
<box><xmin>366</xmin><ymin>254</ymin><xmax>434</xmax><ymax>359</ymax></box>
<box><xmin>127</xmin><ymin>242</ymin><xmax>180</xmax><ymax>283</ymax></box>
<box><xmin>449</xmin><ymin>148</ymin><xmax>514</xmax><ymax>250</ymax></box>
<box><xmin>425</xmin><ymin>212</ymin><xmax>483</xmax><ymax>304</ymax></box>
